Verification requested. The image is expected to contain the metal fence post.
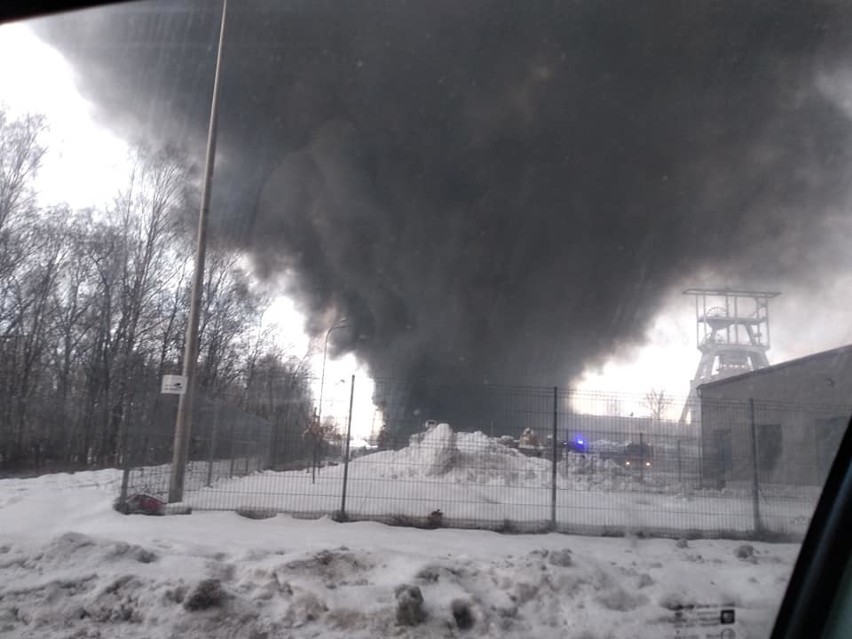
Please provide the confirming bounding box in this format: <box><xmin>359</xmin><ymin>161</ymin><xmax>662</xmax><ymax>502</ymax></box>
<box><xmin>258</xmin><ymin>423</ymin><xmax>266</xmax><ymax>471</ymax></box>
<box><xmin>677</xmin><ymin>438</ymin><xmax>683</xmax><ymax>485</ymax></box>
<box><xmin>551</xmin><ymin>386</ymin><xmax>557</xmax><ymax>531</ymax></box>
<box><xmin>311</xmin><ymin>431</ymin><xmax>319</xmax><ymax>484</ymax></box>
<box><xmin>639</xmin><ymin>432</ymin><xmax>645</xmax><ymax>483</ymax></box>
<box><xmin>206</xmin><ymin>399</ymin><xmax>218</xmax><ymax>487</ymax></box>
<box><xmin>340</xmin><ymin>375</ymin><xmax>355</xmax><ymax>520</ymax></box>
<box><xmin>269</xmin><ymin>415</ymin><xmax>279</xmax><ymax>471</ymax></box>
<box><xmin>228</xmin><ymin>422</ymin><xmax>236</xmax><ymax>478</ymax></box>
<box><xmin>749</xmin><ymin>398</ymin><xmax>763</xmax><ymax>536</ymax></box>
<box><xmin>119</xmin><ymin>421</ymin><xmax>132</xmax><ymax>506</ymax></box>
<box><xmin>698</xmin><ymin>399</ymin><xmax>704</xmax><ymax>487</ymax></box>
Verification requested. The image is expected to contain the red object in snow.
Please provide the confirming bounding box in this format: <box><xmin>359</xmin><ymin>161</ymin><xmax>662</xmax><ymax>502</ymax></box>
<box><xmin>120</xmin><ymin>492</ymin><xmax>166</xmax><ymax>515</ymax></box>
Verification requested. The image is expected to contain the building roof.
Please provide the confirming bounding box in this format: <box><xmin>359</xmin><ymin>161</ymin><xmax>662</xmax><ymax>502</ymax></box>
<box><xmin>697</xmin><ymin>343</ymin><xmax>852</xmax><ymax>391</ymax></box>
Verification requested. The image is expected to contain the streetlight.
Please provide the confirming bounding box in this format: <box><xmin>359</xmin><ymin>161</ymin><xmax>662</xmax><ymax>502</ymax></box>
<box><xmin>317</xmin><ymin>318</ymin><xmax>348</xmax><ymax>429</ymax></box>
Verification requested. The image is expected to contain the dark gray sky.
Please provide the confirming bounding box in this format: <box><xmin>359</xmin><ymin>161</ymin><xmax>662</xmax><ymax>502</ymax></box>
<box><xmin>33</xmin><ymin>0</ymin><xmax>852</xmax><ymax>430</ymax></box>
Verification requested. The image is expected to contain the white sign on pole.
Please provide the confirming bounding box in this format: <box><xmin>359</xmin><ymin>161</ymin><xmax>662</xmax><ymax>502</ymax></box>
<box><xmin>161</xmin><ymin>374</ymin><xmax>187</xmax><ymax>395</ymax></box>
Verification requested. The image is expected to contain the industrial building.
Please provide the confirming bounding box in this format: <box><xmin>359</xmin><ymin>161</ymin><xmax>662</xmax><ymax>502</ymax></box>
<box><xmin>698</xmin><ymin>345</ymin><xmax>852</xmax><ymax>488</ymax></box>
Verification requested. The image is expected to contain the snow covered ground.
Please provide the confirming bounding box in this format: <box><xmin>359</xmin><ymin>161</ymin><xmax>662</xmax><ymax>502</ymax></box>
<box><xmin>168</xmin><ymin>425</ymin><xmax>817</xmax><ymax>539</ymax></box>
<box><xmin>0</xmin><ymin>468</ymin><xmax>801</xmax><ymax>638</ymax></box>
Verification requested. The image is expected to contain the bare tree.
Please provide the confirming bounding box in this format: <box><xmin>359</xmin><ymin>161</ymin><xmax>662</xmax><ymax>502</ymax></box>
<box><xmin>0</xmin><ymin>114</ymin><xmax>319</xmax><ymax>475</ymax></box>
<box><xmin>0</xmin><ymin>109</ymin><xmax>51</xmax><ymax>467</ymax></box>
<box><xmin>197</xmin><ymin>250</ymin><xmax>266</xmax><ymax>394</ymax></box>
<box><xmin>49</xmin><ymin>213</ymin><xmax>97</xmax><ymax>463</ymax></box>
<box><xmin>0</xmin><ymin>215</ymin><xmax>64</xmax><ymax>464</ymax></box>
<box><xmin>240</xmin><ymin>348</ymin><xmax>314</xmax><ymax>470</ymax></box>
<box><xmin>642</xmin><ymin>388</ymin><xmax>672</xmax><ymax>422</ymax></box>
<box><xmin>104</xmin><ymin>145</ymin><xmax>191</xmax><ymax>463</ymax></box>
<box><xmin>0</xmin><ymin>110</ymin><xmax>47</xmax><ymax>233</ymax></box>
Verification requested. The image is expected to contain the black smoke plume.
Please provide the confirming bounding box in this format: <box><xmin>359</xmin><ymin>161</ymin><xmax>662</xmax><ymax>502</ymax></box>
<box><xmin>35</xmin><ymin>1</ymin><xmax>852</xmax><ymax>432</ymax></box>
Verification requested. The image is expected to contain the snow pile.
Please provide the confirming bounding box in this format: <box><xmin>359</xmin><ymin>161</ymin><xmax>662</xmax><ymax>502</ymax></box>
<box><xmin>559</xmin><ymin>453</ymin><xmax>629</xmax><ymax>490</ymax></box>
<box><xmin>0</xmin><ymin>468</ymin><xmax>800</xmax><ymax>638</ymax></box>
<box><xmin>418</xmin><ymin>422</ymin><xmax>458</xmax><ymax>476</ymax></box>
<box><xmin>351</xmin><ymin>425</ymin><xmax>628</xmax><ymax>490</ymax></box>
<box><xmin>349</xmin><ymin>422</ymin><xmax>459</xmax><ymax>479</ymax></box>
<box><xmin>449</xmin><ymin>430</ymin><xmax>553</xmax><ymax>487</ymax></box>
<box><xmin>351</xmin><ymin>425</ymin><xmax>553</xmax><ymax>487</ymax></box>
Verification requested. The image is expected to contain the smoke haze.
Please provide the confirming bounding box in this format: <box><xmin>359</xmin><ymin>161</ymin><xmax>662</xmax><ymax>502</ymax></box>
<box><xmin>33</xmin><ymin>0</ymin><xmax>852</xmax><ymax>430</ymax></box>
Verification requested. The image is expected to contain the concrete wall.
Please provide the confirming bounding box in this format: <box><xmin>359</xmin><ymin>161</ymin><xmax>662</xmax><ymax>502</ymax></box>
<box><xmin>699</xmin><ymin>347</ymin><xmax>852</xmax><ymax>487</ymax></box>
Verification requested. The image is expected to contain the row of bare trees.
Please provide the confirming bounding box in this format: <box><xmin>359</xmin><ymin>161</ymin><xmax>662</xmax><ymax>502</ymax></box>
<box><xmin>0</xmin><ymin>107</ymin><xmax>314</xmax><ymax>474</ymax></box>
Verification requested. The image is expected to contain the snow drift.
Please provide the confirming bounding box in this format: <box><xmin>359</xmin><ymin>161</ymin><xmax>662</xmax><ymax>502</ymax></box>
<box><xmin>0</xmin><ymin>467</ymin><xmax>801</xmax><ymax>638</ymax></box>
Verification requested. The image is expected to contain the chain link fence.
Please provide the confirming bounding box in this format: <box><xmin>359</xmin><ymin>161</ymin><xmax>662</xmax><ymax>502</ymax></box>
<box><xmin>118</xmin><ymin>377</ymin><xmax>848</xmax><ymax>541</ymax></box>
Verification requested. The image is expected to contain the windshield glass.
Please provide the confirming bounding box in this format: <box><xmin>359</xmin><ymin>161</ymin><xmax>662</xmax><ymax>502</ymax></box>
<box><xmin>1</xmin><ymin>2</ymin><xmax>851</xmax><ymax>637</ymax></box>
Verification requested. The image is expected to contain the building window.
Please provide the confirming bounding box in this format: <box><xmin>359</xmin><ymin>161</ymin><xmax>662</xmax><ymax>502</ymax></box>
<box><xmin>757</xmin><ymin>423</ymin><xmax>782</xmax><ymax>475</ymax></box>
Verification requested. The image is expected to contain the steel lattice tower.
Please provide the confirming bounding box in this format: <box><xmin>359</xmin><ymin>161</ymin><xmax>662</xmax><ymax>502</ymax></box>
<box><xmin>679</xmin><ymin>288</ymin><xmax>780</xmax><ymax>424</ymax></box>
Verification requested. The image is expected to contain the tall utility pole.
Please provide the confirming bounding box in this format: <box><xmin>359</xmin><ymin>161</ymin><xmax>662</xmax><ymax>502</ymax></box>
<box><xmin>168</xmin><ymin>0</ymin><xmax>228</xmax><ymax>503</ymax></box>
